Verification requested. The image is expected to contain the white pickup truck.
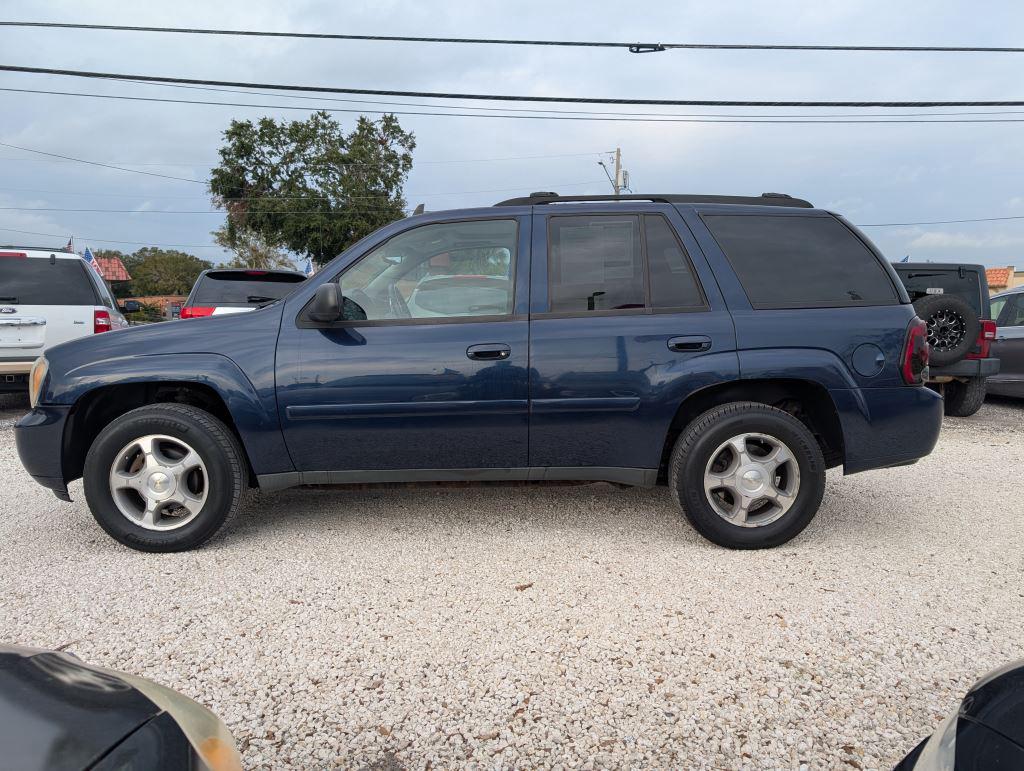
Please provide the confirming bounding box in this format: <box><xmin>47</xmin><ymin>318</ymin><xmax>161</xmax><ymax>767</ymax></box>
<box><xmin>0</xmin><ymin>247</ymin><xmax>129</xmax><ymax>392</ymax></box>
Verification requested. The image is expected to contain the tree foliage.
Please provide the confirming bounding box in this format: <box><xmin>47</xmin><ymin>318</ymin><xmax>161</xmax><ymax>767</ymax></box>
<box><xmin>212</xmin><ymin>224</ymin><xmax>295</xmax><ymax>270</ymax></box>
<box><xmin>209</xmin><ymin>111</ymin><xmax>415</xmax><ymax>266</ymax></box>
<box><xmin>120</xmin><ymin>247</ymin><xmax>212</xmax><ymax>296</ymax></box>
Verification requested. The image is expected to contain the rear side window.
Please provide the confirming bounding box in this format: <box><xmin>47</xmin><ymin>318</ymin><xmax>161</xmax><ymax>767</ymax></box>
<box><xmin>704</xmin><ymin>215</ymin><xmax>899</xmax><ymax>309</ymax></box>
<box><xmin>0</xmin><ymin>256</ymin><xmax>96</xmax><ymax>305</ymax></box>
<box><xmin>192</xmin><ymin>272</ymin><xmax>305</xmax><ymax>305</ymax></box>
<box><xmin>547</xmin><ymin>215</ymin><xmax>705</xmax><ymax>313</ymax></box>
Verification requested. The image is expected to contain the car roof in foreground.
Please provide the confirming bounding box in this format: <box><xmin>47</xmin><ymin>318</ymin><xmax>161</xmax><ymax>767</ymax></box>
<box><xmin>0</xmin><ymin>246</ymin><xmax>86</xmax><ymax>260</ymax></box>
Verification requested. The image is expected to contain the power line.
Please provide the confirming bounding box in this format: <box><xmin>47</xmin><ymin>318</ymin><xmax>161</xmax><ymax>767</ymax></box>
<box><xmin>0</xmin><ymin>225</ymin><xmax>221</xmax><ymax>249</ymax></box>
<box><xmin>858</xmin><ymin>215</ymin><xmax>1024</xmax><ymax>226</ymax></box>
<box><xmin>0</xmin><ymin>139</ymin><xmax>204</xmax><ymax>183</ymax></box>
<box><xmin>3</xmin><ymin>22</ymin><xmax>1022</xmax><ymax>54</ymax></box>
<box><xmin>110</xmin><ymin>78</ymin><xmax>1024</xmax><ymax>119</ymax></box>
<box><xmin>0</xmin><ymin>180</ymin><xmax>607</xmax><ymax>200</ymax></box>
<box><xmin>4</xmin><ymin>64</ymin><xmax>1024</xmax><ymax>107</ymax></box>
<box><xmin>7</xmin><ymin>86</ymin><xmax>1024</xmax><ymax>124</ymax></box>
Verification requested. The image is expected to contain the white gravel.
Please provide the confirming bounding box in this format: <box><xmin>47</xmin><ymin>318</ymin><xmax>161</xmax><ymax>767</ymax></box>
<box><xmin>1</xmin><ymin>392</ymin><xmax>1022</xmax><ymax>770</ymax></box>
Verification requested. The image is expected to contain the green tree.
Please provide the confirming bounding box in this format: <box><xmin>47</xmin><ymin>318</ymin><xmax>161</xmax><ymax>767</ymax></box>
<box><xmin>212</xmin><ymin>223</ymin><xmax>296</xmax><ymax>270</ymax></box>
<box><xmin>209</xmin><ymin>111</ymin><xmax>415</xmax><ymax>266</ymax></box>
<box><xmin>123</xmin><ymin>247</ymin><xmax>212</xmax><ymax>296</ymax></box>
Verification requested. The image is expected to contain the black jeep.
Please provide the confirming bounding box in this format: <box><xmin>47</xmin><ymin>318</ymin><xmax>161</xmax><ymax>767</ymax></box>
<box><xmin>893</xmin><ymin>263</ymin><xmax>1000</xmax><ymax>416</ymax></box>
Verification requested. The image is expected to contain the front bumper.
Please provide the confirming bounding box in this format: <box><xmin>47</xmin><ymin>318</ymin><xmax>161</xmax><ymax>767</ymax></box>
<box><xmin>928</xmin><ymin>357</ymin><xmax>1000</xmax><ymax>379</ymax></box>
<box><xmin>14</xmin><ymin>406</ymin><xmax>72</xmax><ymax>500</ymax></box>
<box><xmin>831</xmin><ymin>385</ymin><xmax>944</xmax><ymax>475</ymax></box>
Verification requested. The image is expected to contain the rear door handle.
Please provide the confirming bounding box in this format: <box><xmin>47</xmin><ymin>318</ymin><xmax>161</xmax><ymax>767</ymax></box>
<box><xmin>667</xmin><ymin>335</ymin><xmax>712</xmax><ymax>353</ymax></box>
<box><xmin>467</xmin><ymin>343</ymin><xmax>511</xmax><ymax>361</ymax></box>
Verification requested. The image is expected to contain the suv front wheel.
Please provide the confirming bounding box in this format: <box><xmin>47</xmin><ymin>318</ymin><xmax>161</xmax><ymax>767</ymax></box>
<box><xmin>669</xmin><ymin>402</ymin><xmax>826</xmax><ymax>549</ymax></box>
<box><xmin>83</xmin><ymin>404</ymin><xmax>247</xmax><ymax>552</ymax></box>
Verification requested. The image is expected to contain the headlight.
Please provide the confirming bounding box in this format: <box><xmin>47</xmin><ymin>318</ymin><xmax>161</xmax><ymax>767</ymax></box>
<box><xmin>28</xmin><ymin>357</ymin><xmax>48</xmax><ymax>409</ymax></box>
<box><xmin>115</xmin><ymin>671</ymin><xmax>243</xmax><ymax>771</ymax></box>
<box><xmin>912</xmin><ymin>709</ymin><xmax>958</xmax><ymax>770</ymax></box>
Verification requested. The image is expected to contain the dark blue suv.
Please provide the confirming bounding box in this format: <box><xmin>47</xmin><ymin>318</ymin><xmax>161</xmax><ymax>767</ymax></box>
<box><xmin>15</xmin><ymin>192</ymin><xmax>941</xmax><ymax>552</ymax></box>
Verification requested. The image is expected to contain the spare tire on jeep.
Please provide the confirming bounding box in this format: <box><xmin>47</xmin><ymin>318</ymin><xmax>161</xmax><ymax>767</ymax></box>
<box><xmin>912</xmin><ymin>293</ymin><xmax>979</xmax><ymax>366</ymax></box>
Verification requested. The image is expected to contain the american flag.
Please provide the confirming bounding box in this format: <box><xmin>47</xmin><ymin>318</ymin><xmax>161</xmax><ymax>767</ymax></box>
<box><xmin>83</xmin><ymin>247</ymin><xmax>101</xmax><ymax>274</ymax></box>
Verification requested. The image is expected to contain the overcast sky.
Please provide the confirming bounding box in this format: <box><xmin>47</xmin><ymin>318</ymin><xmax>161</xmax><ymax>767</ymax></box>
<box><xmin>2</xmin><ymin>0</ymin><xmax>1023</xmax><ymax>269</ymax></box>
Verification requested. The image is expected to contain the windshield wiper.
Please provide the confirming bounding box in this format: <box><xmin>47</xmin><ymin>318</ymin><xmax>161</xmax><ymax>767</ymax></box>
<box><xmin>0</xmin><ymin>296</ymin><xmax>18</xmax><ymax>302</ymax></box>
<box><xmin>247</xmin><ymin>294</ymin><xmax>278</xmax><ymax>303</ymax></box>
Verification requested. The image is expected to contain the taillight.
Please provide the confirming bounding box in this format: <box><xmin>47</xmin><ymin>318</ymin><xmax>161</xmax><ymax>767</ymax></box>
<box><xmin>180</xmin><ymin>306</ymin><xmax>215</xmax><ymax>318</ymax></box>
<box><xmin>901</xmin><ymin>316</ymin><xmax>929</xmax><ymax>385</ymax></box>
<box><xmin>965</xmin><ymin>319</ymin><xmax>997</xmax><ymax>360</ymax></box>
<box><xmin>93</xmin><ymin>309</ymin><xmax>112</xmax><ymax>333</ymax></box>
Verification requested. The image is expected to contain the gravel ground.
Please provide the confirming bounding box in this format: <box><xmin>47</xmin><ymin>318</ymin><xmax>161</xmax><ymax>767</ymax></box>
<box><xmin>1</xmin><ymin>392</ymin><xmax>1022</xmax><ymax>770</ymax></box>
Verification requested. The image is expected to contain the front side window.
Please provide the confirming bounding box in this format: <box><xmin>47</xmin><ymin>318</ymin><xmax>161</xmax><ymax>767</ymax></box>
<box><xmin>704</xmin><ymin>214</ymin><xmax>899</xmax><ymax>309</ymax></box>
<box><xmin>999</xmin><ymin>295</ymin><xmax>1024</xmax><ymax>327</ymax></box>
<box><xmin>547</xmin><ymin>214</ymin><xmax>705</xmax><ymax>313</ymax></box>
<box><xmin>339</xmin><ymin>219</ymin><xmax>517</xmax><ymax>321</ymax></box>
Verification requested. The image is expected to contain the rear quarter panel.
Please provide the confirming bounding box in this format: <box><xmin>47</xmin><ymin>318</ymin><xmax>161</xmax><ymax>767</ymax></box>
<box><xmin>677</xmin><ymin>205</ymin><xmax>942</xmax><ymax>473</ymax></box>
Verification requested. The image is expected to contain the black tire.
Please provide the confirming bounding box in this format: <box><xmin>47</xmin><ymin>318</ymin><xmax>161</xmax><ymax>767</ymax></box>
<box><xmin>83</xmin><ymin>404</ymin><xmax>247</xmax><ymax>552</ymax></box>
<box><xmin>669</xmin><ymin>402</ymin><xmax>826</xmax><ymax>549</ymax></box>
<box><xmin>943</xmin><ymin>376</ymin><xmax>987</xmax><ymax>417</ymax></box>
<box><xmin>913</xmin><ymin>294</ymin><xmax>979</xmax><ymax>366</ymax></box>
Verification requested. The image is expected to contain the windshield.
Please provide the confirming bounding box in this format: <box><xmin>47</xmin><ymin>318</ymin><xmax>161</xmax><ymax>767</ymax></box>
<box><xmin>191</xmin><ymin>272</ymin><xmax>306</xmax><ymax>306</ymax></box>
<box><xmin>0</xmin><ymin>256</ymin><xmax>96</xmax><ymax>305</ymax></box>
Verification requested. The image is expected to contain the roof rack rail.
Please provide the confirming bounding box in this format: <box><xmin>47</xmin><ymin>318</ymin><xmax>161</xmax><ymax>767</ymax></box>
<box><xmin>494</xmin><ymin>192</ymin><xmax>813</xmax><ymax>208</ymax></box>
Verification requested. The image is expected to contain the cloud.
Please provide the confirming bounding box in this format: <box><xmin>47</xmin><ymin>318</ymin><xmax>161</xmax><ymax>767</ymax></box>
<box><xmin>907</xmin><ymin>231</ymin><xmax>1024</xmax><ymax>250</ymax></box>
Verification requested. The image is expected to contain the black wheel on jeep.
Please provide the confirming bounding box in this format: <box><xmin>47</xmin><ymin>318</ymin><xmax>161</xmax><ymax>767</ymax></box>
<box><xmin>83</xmin><ymin>404</ymin><xmax>247</xmax><ymax>552</ymax></box>
<box><xmin>943</xmin><ymin>376</ymin><xmax>987</xmax><ymax>417</ymax></box>
<box><xmin>669</xmin><ymin>402</ymin><xmax>826</xmax><ymax>549</ymax></box>
<box><xmin>913</xmin><ymin>294</ymin><xmax>979</xmax><ymax>366</ymax></box>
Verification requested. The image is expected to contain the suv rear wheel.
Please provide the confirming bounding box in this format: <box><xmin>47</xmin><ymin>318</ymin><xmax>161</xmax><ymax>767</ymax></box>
<box><xmin>943</xmin><ymin>376</ymin><xmax>987</xmax><ymax>417</ymax></box>
<box><xmin>669</xmin><ymin>402</ymin><xmax>826</xmax><ymax>549</ymax></box>
<box><xmin>83</xmin><ymin>404</ymin><xmax>247</xmax><ymax>552</ymax></box>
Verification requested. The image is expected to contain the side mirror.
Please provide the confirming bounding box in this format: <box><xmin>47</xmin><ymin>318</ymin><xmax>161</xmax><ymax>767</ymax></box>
<box><xmin>121</xmin><ymin>300</ymin><xmax>141</xmax><ymax>313</ymax></box>
<box><xmin>307</xmin><ymin>282</ymin><xmax>342</xmax><ymax>323</ymax></box>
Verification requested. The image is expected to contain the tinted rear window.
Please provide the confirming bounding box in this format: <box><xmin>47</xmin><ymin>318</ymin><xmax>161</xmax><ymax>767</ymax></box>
<box><xmin>0</xmin><ymin>256</ymin><xmax>96</xmax><ymax>305</ymax></box>
<box><xmin>704</xmin><ymin>215</ymin><xmax>899</xmax><ymax>309</ymax></box>
<box><xmin>895</xmin><ymin>268</ymin><xmax>984</xmax><ymax>317</ymax></box>
<box><xmin>192</xmin><ymin>272</ymin><xmax>305</xmax><ymax>305</ymax></box>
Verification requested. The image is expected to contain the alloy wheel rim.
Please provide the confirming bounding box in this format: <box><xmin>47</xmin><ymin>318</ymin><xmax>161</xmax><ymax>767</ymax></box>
<box><xmin>703</xmin><ymin>432</ymin><xmax>801</xmax><ymax>527</ymax></box>
<box><xmin>926</xmin><ymin>309</ymin><xmax>967</xmax><ymax>351</ymax></box>
<box><xmin>108</xmin><ymin>434</ymin><xmax>208</xmax><ymax>531</ymax></box>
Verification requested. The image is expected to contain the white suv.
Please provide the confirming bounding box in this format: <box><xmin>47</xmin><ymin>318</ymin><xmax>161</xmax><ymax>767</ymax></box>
<box><xmin>0</xmin><ymin>247</ymin><xmax>129</xmax><ymax>392</ymax></box>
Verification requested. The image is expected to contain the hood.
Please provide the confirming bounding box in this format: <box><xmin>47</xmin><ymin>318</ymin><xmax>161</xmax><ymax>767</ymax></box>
<box><xmin>42</xmin><ymin>303</ymin><xmax>284</xmax><ymax>376</ymax></box>
<box><xmin>0</xmin><ymin>645</ymin><xmax>161</xmax><ymax>771</ymax></box>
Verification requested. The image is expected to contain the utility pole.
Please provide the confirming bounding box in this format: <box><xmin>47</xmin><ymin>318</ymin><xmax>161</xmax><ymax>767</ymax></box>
<box><xmin>599</xmin><ymin>148</ymin><xmax>630</xmax><ymax>195</ymax></box>
<box><xmin>613</xmin><ymin>147</ymin><xmax>622</xmax><ymax>195</ymax></box>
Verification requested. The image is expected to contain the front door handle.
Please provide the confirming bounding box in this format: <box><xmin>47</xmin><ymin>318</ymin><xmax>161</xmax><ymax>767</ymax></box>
<box><xmin>467</xmin><ymin>343</ymin><xmax>511</xmax><ymax>361</ymax></box>
<box><xmin>667</xmin><ymin>335</ymin><xmax>712</xmax><ymax>353</ymax></box>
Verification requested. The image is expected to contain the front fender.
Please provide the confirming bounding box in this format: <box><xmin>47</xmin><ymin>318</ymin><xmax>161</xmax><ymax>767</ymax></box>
<box><xmin>54</xmin><ymin>353</ymin><xmax>293</xmax><ymax>476</ymax></box>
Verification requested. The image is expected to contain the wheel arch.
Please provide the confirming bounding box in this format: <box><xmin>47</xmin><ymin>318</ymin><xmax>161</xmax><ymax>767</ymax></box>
<box><xmin>57</xmin><ymin>353</ymin><xmax>291</xmax><ymax>487</ymax></box>
<box><xmin>657</xmin><ymin>378</ymin><xmax>846</xmax><ymax>482</ymax></box>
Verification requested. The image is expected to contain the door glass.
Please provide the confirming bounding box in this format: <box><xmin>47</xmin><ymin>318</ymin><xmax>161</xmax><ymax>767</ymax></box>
<box><xmin>339</xmin><ymin>219</ymin><xmax>517</xmax><ymax>321</ymax></box>
<box><xmin>1002</xmin><ymin>295</ymin><xmax>1024</xmax><ymax>327</ymax></box>
<box><xmin>645</xmin><ymin>215</ymin><xmax>705</xmax><ymax>309</ymax></box>
<box><xmin>548</xmin><ymin>215</ymin><xmax>644</xmax><ymax>312</ymax></box>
